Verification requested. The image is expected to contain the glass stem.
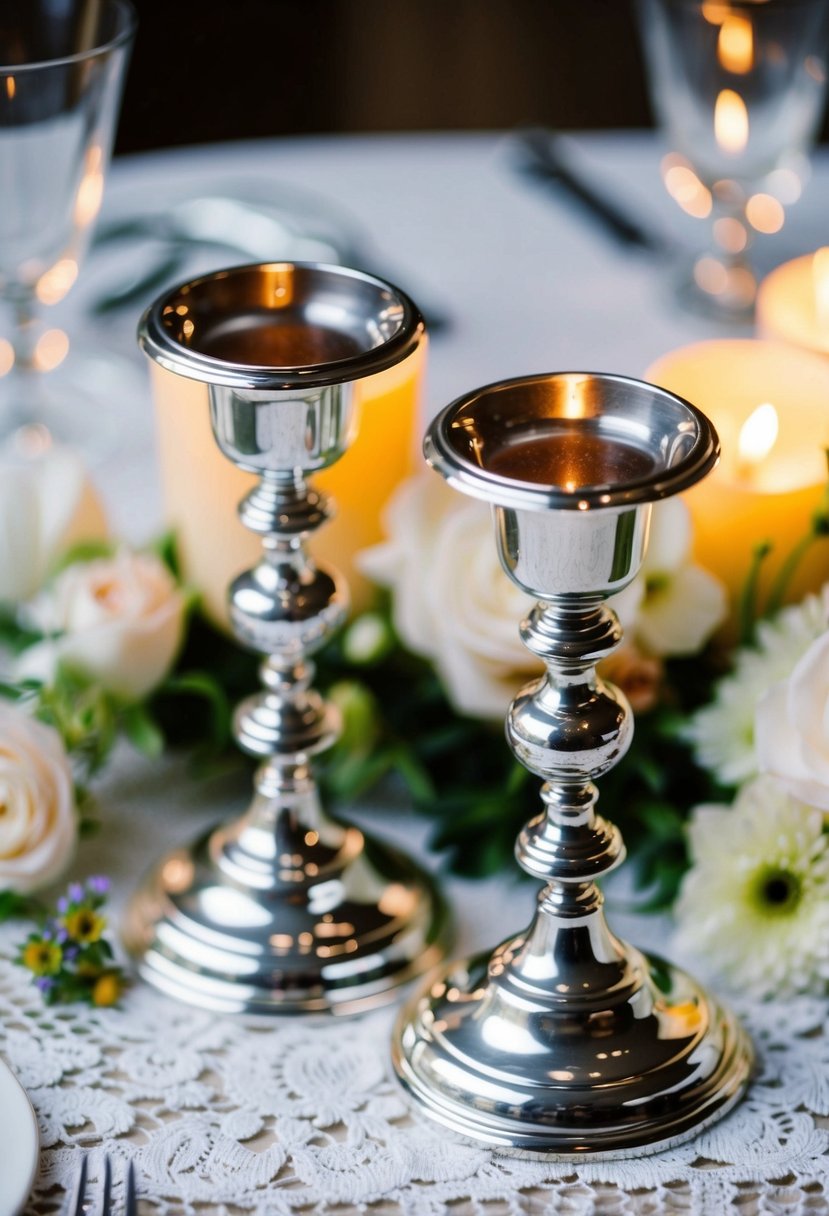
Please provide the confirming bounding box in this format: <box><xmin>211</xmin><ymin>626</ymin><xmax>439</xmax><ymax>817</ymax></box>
<box><xmin>3</xmin><ymin>290</ymin><xmax>44</xmax><ymax>435</ymax></box>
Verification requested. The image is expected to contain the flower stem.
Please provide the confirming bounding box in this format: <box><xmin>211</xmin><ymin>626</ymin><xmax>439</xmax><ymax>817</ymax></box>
<box><xmin>764</xmin><ymin>467</ymin><xmax>829</xmax><ymax>621</ymax></box>
<box><xmin>739</xmin><ymin>541</ymin><xmax>773</xmax><ymax>646</ymax></box>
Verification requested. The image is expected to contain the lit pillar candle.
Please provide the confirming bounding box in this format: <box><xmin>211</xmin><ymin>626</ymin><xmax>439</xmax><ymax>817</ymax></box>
<box><xmin>645</xmin><ymin>339</ymin><xmax>829</xmax><ymax>637</ymax></box>
<box><xmin>151</xmin><ymin>339</ymin><xmax>425</xmax><ymax>627</ymax></box>
<box><xmin>756</xmin><ymin>249</ymin><xmax>829</xmax><ymax>356</ymax></box>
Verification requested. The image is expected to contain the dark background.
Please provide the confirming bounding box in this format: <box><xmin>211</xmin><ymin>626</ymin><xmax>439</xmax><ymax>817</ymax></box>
<box><xmin>115</xmin><ymin>0</ymin><xmax>656</xmax><ymax>155</ymax></box>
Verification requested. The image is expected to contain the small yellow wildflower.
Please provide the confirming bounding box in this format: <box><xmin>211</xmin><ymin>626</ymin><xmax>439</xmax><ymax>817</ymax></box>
<box><xmin>91</xmin><ymin>972</ymin><xmax>122</xmax><ymax>1007</ymax></box>
<box><xmin>22</xmin><ymin>939</ymin><xmax>62</xmax><ymax>976</ymax></box>
<box><xmin>63</xmin><ymin>907</ymin><xmax>106</xmax><ymax>944</ymax></box>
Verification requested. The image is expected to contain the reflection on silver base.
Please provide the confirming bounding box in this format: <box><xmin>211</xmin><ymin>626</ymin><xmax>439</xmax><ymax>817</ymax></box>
<box><xmin>393</xmin><ymin>931</ymin><xmax>752</xmax><ymax>1157</ymax></box>
<box><xmin>124</xmin><ymin>823</ymin><xmax>449</xmax><ymax>1016</ymax></box>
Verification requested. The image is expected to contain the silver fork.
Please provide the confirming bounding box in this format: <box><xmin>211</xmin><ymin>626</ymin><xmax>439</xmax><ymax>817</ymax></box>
<box><xmin>68</xmin><ymin>1154</ymin><xmax>137</xmax><ymax>1215</ymax></box>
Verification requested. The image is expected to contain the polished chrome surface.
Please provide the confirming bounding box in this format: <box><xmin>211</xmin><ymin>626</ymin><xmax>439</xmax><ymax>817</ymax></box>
<box><xmin>394</xmin><ymin>370</ymin><xmax>752</xmax><ymax>1154</ymax></box>
<box><xmin>126</xmin><ymin>263</ymin><xmax>448</xmax><ymax>1014</ymax></box>
<box><xmin>138</xmin><ymin>262</ymin><xmax>423</xmax><ymax>390</ymax></box>
<box><xmin>424</xmin><ymin>370</ymin><xmax>719</xmax><ymax>512</ymax></box>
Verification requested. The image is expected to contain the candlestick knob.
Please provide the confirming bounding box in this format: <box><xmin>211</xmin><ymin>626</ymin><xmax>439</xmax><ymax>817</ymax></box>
<box><xmin>392</xmin><ymin>371</ymin><xmax>752</xmax><ymax>1155</ymax></box>
<box><xmin>124</xmin><ymin>263</ymin><xmax>449</xmax><ymax>1014</ymax></box>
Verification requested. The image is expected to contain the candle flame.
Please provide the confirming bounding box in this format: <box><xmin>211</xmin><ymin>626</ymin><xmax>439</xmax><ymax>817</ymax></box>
<box><xmin>5</xmin><ymin>75</ymin><xmax>15</xmax><ymax>100</ymax></box>
<box><xmin>813</xmin><ymin>247</ymin><xmax>829</xmax><ymax>331</ymax></box>
<box><xmin>717</xmin><ymin>15</ymin><xmax>754</xmax><ymax>74</ymax></box>
<box><xmin>714</xmin><ymin>89</ymin><xmax>749</xmax><ymax>154</ymax></box>
<box><xmin>738</xmin><ymin>403</ymin><xmax>778</xmax><ymax>470</ymax></box>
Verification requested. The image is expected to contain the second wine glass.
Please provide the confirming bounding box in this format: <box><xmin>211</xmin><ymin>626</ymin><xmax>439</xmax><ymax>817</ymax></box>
<box><xmin>639</xmin><ymin>0</ymin><xmax>829</xmax><ymax>319</ymax></box>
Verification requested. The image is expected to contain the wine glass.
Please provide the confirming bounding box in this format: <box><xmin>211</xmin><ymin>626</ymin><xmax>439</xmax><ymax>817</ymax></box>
<box><xmin>638</xmin><ymin>0</ymin><xmax>829</xmax><ymax>319</ymax></box>
<box><xmin>0</xmin><ymin>0</ymin><xmax>136</xmax><ymax>454</ymax></box>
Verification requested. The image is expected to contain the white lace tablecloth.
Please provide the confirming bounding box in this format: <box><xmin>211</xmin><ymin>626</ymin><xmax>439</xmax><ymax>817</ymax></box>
<box><xmin>4</xmin><ymin>130</ymin><xmax>829</xmax><ymax>1214</ymax></box>
<box><xmin>2</xmin><ymin>750</ymin><xmax>828</xmax><ymax>1216</ymax></box>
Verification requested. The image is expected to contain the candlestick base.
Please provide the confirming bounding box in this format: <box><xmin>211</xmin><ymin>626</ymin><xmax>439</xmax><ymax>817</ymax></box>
<box><xmin>124</xmin><ymin>820</ymin><xmax>449</xmax><ymax>1016</ymax></box>
<box><xmin>393</xmin><ymin>910</ymin><xmax>752</xmax><ymax>1156</ymax></box>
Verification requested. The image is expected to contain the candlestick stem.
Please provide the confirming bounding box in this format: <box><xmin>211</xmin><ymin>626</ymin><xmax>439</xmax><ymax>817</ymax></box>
<box><xmin>125</xmin><ymin>262</ymin><xmax>449</xmax><ymax>1014</ymax></box>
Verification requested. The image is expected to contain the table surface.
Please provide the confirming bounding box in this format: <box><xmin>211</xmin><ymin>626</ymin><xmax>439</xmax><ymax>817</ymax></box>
<box><xmin>3</xmin><ymin>130</ymin><xmax>829</xmax><ymax>1216</ymax></box>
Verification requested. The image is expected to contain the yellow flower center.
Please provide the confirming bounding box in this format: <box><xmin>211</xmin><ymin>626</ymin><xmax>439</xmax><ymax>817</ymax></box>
<box><xmin>22</xmin><ymin>940</ymin><xmax>62</xmax><ymax>976</ymax></box>
<box><xmin>92</xmin><ymin>973</ymin><xmax>122</xmax><ymax>1007</ymax></box>
<box><xmin>64</xmin><ymin>908</ymin><xmax>105</xmax><ymax>943</ymax></box>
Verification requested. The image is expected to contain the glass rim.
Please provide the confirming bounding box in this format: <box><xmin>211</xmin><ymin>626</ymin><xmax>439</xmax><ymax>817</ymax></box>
<box><xmin>0</xmin><ymin>0</ymin><xmax>137</xmax><ymax>75</ymax></box>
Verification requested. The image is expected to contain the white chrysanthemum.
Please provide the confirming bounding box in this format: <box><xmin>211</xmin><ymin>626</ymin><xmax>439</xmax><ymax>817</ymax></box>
<box><xmin>674</xmin><ymin>776</ymin><xmax>829</xmax><ymax>998</ymax></box>
<box><xmin>686</xmin><ymin>590</ymin><xmax>829</xmax><ymax>786</ymax></box>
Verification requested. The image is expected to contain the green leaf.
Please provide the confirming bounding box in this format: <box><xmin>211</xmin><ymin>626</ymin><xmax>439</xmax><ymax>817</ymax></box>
<box><xmin>148</xmin><ymin>531</ymin><xmax>182</xmax><ymax>580</ymax></box>
<box><xmin>154</xmin><ymin>670</ymin><xmax>233</xmax><ymax>754</ymax></box>
<box><xmin>120</xmin><ymin>703</ymin><xmax>165</xmax><ymax>759</ymax></box>
<box><xmin>50</xmin><ymin>539</ymin><xmax>115</xmax><ymax>576</ymax></box>
<box><xmin>0</xmin><ymin>890</ymin><xmax>38</xmax><ymax>923</ymax></box>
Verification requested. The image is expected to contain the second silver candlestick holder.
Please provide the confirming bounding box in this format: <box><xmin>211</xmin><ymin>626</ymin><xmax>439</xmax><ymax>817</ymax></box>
<box><xmin>393</xmin><ymin>371</ymin><xmax>753</xmax><ymax>1155</ymax></box>
<box><xmin>124</xmin><ymin>262</ymin><xmax>448</xmax><ymax>1014</ymax></box>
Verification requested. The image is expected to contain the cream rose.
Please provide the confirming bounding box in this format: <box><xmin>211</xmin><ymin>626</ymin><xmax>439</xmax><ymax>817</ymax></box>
<box><xmin>18</xmin><ymin>550</ymin><xmax>186</xmax><ymax>701</ymax></box>
<box><xmin>0</xmin><ymin>704</ymin><xmax>76</xmax><ymax>892</ymax></box>
<box><xmin>755</xmin><ymin>630</ymin><xmax>829</xmax><ymax>810</ymax></box>
<box><xmin>0</xmin><ymin>446</ymin><xmax>106</xmax><ymax>603</ymax></box>
<box><xmin>361</xmin><ymin>477</ymin><xmax>724</xmax><ymax>720</ymax></box>
<box><xmin>360</xmin><ymin>474</ymin><xmax>539</xmax><ymax>718</ymax></box>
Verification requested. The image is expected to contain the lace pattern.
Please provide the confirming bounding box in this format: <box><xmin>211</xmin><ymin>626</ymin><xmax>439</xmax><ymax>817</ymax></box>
<box><xmin>3</xmin><ymin>939</ymin><xmax>828</xmax><ymax>1216</ymax></box>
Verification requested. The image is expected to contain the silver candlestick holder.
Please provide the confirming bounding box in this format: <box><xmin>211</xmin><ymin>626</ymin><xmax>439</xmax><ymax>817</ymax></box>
<box><xmin>124</xmin><ymin>262</ymin><xmax>449</xmax><ymax>1014</ymax></box>
<box><xmin>392</xmin><ymin>371</ymin><xmax>752</xmax><ymax>1155</ymax></box>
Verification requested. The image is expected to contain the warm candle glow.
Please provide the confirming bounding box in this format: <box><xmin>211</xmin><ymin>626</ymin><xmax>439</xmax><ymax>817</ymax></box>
<box><xmin>737</xmin><ymin>403</ymin><xmax>778</xmax><ymax>481</ymax></box>
<box><xmin>562</xmin><ymin>374</ymin><xmax>589</xmax><ymax>419</ymax></box>
<box><xmin>714</xmin><ymin>89</ymin><xmax>749</xmax><ymax>154</ymax></box>
<box><xmin>0</xmin><ymin>338</ymin><xmax>13</xmax><ymax>378</ymax></box>
<box><xmin>33</xmin><ymin>329</ymin><xmax>69</xmax><ymax>372</ymax></box>
<box><xmin>661</xmin><ymin>155</ymin><xmax>713</xmax><ymax>218</ymax></box>
<box><xmin>745</xmin><ymin>193</ymin><xmax>785</xmax><ymax>235</ymax></box>
<box><xmin>717</xmin><ymin>15</ymin><xmax>754</xmax><ymax>74</ymax></box>
<box><xmin>646</xmin><ymin>340</ymin><xmax>829</xmax><ymax>638</ymax></box>
<box><xmin>36</xmin><ymin>258</ymin><xmax>79</xmax><ymax>306</ymax></box>
<box><xmin>813</xmin><ymin>247</ymin><xmax>829</xmax><ymax>331</ymax></box>
<box><xmin>73</xmin><ymin>145</ymin><xmax>105</xmax><ymax>228</ymax></box>
<box><xmin>701</xmin><ymin>0</ymin><xmax>729</xmax><ymax>23</ymax></box>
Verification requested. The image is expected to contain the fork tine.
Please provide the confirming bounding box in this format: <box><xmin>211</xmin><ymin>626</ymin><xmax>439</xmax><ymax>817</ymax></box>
<box><xmin>100</xmin><ymin>1155</ymin><xmax>112</xmax><ymax>1216</ymax></box>
<box><xmin>124</xmin><ymin>1162</ymin><xmax>137</xmax><ymax>1216</ymax></box>
<box><xmin>68</xmin><ymin>1155</ymin><xmax>88</xmax><ymax>1216</ymax></box>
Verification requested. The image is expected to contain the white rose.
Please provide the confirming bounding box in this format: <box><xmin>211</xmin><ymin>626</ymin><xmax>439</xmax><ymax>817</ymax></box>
<box><xmin>755</xmin><ymin>630</ymin><xmax>829</xmax><ymax>810</ymax></box>
<box><xmin>0</xmin><ymin>446</ymin><xmax>106</xmax><ymax>603</ymax></box>
<box><xmin>360</xmin><ymin>474</ymin><xmax>539</xmax><ymax>718</ymax></box>
<box><xmin>18</xmin><ymin>550</ymin><xmax>186</xmax><ymax>701</ymax></box>
<box><xmin>609</xmin><ymin>498</ymin><xmax>726</xmax><ymax>657</ymax></box>
<box><xmin>0</xmin><ymin>703</ymin><xmax>76</xmax><ymax>893</ymax></box>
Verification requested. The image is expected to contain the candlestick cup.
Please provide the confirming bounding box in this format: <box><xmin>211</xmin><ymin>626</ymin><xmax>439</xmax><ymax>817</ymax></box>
<box><xmin>392</xmin><ymin>371</ymin><xmax>752</xmax><ymax>1155</ymax></box>
<box><xmin>124</xmin><ymin>262</ymin><xmax>448</xmax><ymax>1014</ymax></box>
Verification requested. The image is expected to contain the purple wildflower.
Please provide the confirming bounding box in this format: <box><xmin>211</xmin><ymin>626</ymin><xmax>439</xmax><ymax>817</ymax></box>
<box><xmin>67</xmin><ymin>882</ymin><xmax>85</xmax><ymax>903</ymax></box>
<box><xmin>56</xmin><ymin>896</ymin><xmax>69</xmax><ymax>915</ymax></box>
<box><xmin>87</xmin><ymin>876</ymin><xmax>110</xmax><ymax>896</ymax></box>
<box><xmin>63</xmin><ymin>944</ymin><xmax>80</xmax><ymax>963</ymax></box>
<box><xmin>34</xmin><ymin>977</ymin><xmax>55</xmax><ymax>994</ymax></box>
